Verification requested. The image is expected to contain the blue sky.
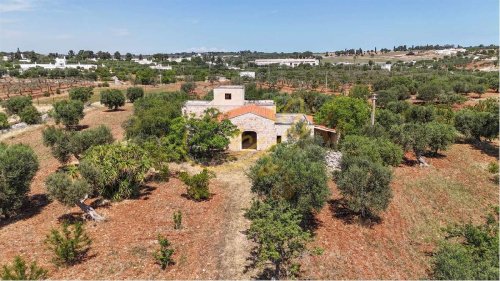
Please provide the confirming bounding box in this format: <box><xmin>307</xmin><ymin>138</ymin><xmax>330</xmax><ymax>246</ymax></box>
<box><xmin>0</xmin><ymin>0</ymin><xmax>498</xmax><ymax>54</ymax></box>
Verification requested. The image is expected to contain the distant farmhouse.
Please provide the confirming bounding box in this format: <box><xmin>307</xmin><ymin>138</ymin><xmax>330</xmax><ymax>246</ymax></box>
<box><xmin>183</xmin><ymin>85</ymin><xmax>336</xmax><ymax>150</ymax></box>
<box><xmin>254</xmin><ymin>58</ymin><xmax>319</xmax><ymax>67</ymax></box>
<box><xmin>18</xmin><ymin>57</ymin><xmax>96</xmax><ymax>72</ymax></box>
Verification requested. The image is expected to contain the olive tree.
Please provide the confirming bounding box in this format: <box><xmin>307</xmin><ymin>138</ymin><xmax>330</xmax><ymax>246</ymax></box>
<box><xmin>426</xmin><ymin>122</ymin><xmax>456</xmax><ymax>154</ymax></box>
<box><xmin>315</xmin><ymin>96</ymin><xmax>370</xmax><ymax>139</ymax></box>
<box><xmin>248</xmin><ymin>140</ymin><xmax>329</xmax><ymax>218</ymax></box>
<box><xmin>126</xmin><ymin>87</ymin><xmax>144</xmax><ymax>103</ymax></box>
<box><xmin>3</xmin><ymin>96</ymin><xmax>32</xmax><ymax>115</ymax></box>
<box><xmin>185</xmin><ymin>109</ymin><xmax>239</xmax><ymax>163</ymax></box>
<box><xmin>69</xmin><ymin>87</ymin><xmax>94</xmax><ymax>104</ymax></box>
<box><xmin>0</xmin><ymin>143</ymin><xmax>39</xmax><ymax>218</ymax></box>
<box><xmin>51</xmin><ymin>100</ymin><xmax>85</xmax><ymax>129</ymax></box>
<box><xmin>100</xmin><ymin>89</ymin><xmax>125</xmax><ymax>110</ymax></box>
<box><xmin>245</xmin><ymin>199</ymin><xmax>310</xmax><ymax>279</ymax></box>
<box><xmin>336</xmin><ymin>156</ymin><xmax>393</xmax><ymax>219</ymax></box>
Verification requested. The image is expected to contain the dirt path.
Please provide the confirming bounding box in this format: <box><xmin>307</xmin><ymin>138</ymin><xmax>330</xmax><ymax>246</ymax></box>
<box><xmin>212</xmin><ymin>151</ymin><xmax>263</xmax><ymax>279</ymax></box>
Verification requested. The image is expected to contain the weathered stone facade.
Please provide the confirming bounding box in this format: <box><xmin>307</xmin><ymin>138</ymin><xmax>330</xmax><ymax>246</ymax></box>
<box><xmin>182</xmin><ymin>85</ymin><xmax>322</xmax><ymax>151</ymax></box>
<box><xmin>228</xmin><ymin>113</ymin><xmax>277</xmax><ymax>150</ymax></box>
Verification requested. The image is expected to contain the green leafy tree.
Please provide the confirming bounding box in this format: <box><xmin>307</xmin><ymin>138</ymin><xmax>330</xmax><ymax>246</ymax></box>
<box><xmin>340</xmin><ymin>135</ymin><xmax>403</xmax><ymax>167</ymax></box>
<box><xmin>376</xmin><ymin>109</ymin><xmax>404</xmax><ymax>130</ymax></box>
<box><xmin>417</xmin><ymin>82</ymin><xmax>445</xmax><ymax>102</ymax></box>
<box><xmin>179</xmin><ymin>169</ymin><xmax>215</xmax><ymax>201</ymax></box>
<box><xmin>336</xmin><ymin>156</ymin><xmax>393</xmax><ymax>218</ymax></box>
<box><xmin>1</xmin><ymin>256</ymin><xmax>48</xmax><ymax>280</ymax></box>
<box><xmin>432</xmin><ymin>212</ymin><xmax>499</xmax><ymax>280</ymax></box>
<box><xmin>315</xmin><ymin>96</ymin><xmax>370</xmax><ymax>138</ymax></box>
<box><xmin>349</xmin><ymin>84</ymin><xmax>371</xmax><ymax>99</ymax></box>
<box><xmin>0</xmin><ymin>143</ymin><xmax>39</xmax><ymax>218</ymax></box>
<box><xmin>248</xmin><ymin>140</ymin><xmax>329</xmax><ymax>217</ymax></box>
<box><xmin>404</xmin><ymin>105</ymin><xmax>435</xmax><ymax>123</ymax></box>
<box><xmin>126</xmin><ymin>87</ymin><xmax>144</xmax><ymax>102</ymax></box>
<box><xmin>124</xmin><ymin>92</ymin><xmax>187</xmax><ymax>140</ymax></box>
<box><xmin>185</xmin><ymin>109</ymin><xmax>239</xmax><ymax>163</ymax></box>
<box><xmin>455</xmin><ymin>109</ymin><xmax>499</xmax><ymax>141</ymax></box>
<box><xmin>52</xmin><ymin>100</ymin><xmax>85</xmax><ymax>129</ymax></box>
<box><xmin>3</xmin><ymin>96</ymin><xmax>32</xmax><ymax>115</ymax></box>
<box><xmin>245</xmin><ymin>199</ymin><xmax>310</xmax><ymax>279</ymax></box>
<box><xmin>19</xmin><ymin>105</ymin><xmax>41</xmax><ymax>124</ymax></box>
<box><xmin>390</xmin><ymin>123</ymin><xmax>430</xmax><ymax>165</ymax></box>
<box><xmin>45</xmin><ymin>222</ymin><xmax>91</xmax><ymax>266</ymax></box>
<box><xmin>69</xmin><ymin>87</ymin><xmax>94</xmax><ymax>103</ymax></box>
<box><xmin>426</xmin><ymin>122</ymin><xmax>456</xmax><ymax>154</ymax></box>
<box><xmin>100</xmin><ymin>89</ymin><xmax>125</xmax><ymax>110</ymax></box>
<box><xmin>45</xmin><ymin>172</ymin><xmax>104</xmax><ymax>221</ymax></box>
<box><xmin>79</xmin><ymin>143</ymin><xmax>152</xmax><ymax>200</ymax></box>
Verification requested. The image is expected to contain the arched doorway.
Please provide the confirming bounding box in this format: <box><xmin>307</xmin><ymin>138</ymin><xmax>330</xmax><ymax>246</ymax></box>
<box><xmin>242</xmin><ymin>131</ymin><xmax>257</xmax><ymax>149</ymax></box>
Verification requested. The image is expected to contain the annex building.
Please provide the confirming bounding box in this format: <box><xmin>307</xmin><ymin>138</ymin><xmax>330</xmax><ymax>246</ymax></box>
<box><xmin>182</xmin><ymin>85</ymin><xmax>336</xmax><ymax>151</ymax></box>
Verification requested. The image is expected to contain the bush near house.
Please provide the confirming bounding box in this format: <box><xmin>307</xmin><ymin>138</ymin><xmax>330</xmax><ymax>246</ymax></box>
<box><xmin>179</xmin><ymin>169</ymin><xmax>215</xmax><ymax>201</ymax></box>
<box><xmin>248</xmin><ymin>139</ymin><xmax>329</xmax><ymax>218</ymax></box>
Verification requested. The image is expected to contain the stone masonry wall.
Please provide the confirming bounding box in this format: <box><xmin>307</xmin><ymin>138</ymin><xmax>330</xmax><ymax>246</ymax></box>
<box><xmin>228</xmin><ymin>113</ymin><xmax>276</xmax><ymax>151</ymax></box>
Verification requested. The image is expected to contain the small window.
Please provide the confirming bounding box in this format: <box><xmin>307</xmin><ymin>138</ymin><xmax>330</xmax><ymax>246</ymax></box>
<box><xmin>277</xmin><ymin>136</ymin><xmax>282</xmax><ymax>143</ymax></box>
<box><xmin>225</xmin><ymin>93</ymin><xmax>232</xmax><ymax>100</ymax></box>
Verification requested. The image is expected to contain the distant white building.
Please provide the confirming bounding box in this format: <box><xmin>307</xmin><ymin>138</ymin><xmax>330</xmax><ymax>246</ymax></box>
<box><xmin>150</xmin><ymin>64</ymin><xmax>172</xmax><ymax>70</ymax></box>
<box><xmin>254</xmin><ymin>58</ymin><xmax>319</xmax><ymax>67</ymax></box>
<box><xmin>132</xmin><ymin>58</ymin><xmax>154</xmax><ymax>65</ymax></box>
<box><xmin>18</xmin><ymin>57</ymin><xmax>96</xmax><ymax>71</ymax></box>
<box><xmin>239</xmin><ymin>71</ymin><xmax>256</xmax><ymax>78</ymax></box>
<box><xmin>435</xmin><ymin>48</ymin><xmax>466</xmax><ymax>56</ymax></box>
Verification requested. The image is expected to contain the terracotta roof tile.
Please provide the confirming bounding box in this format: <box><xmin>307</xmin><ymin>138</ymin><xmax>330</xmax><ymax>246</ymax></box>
<box><xmin>219</xmin><ymin>104</ymin><xmax>276</xmax><ymax>121</ymax></box>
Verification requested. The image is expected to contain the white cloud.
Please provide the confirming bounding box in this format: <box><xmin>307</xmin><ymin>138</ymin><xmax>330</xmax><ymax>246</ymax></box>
<box><xmin>0</xmin><ymin>0</ymin><xmax>34</xmax><ymax>13</ymax></box>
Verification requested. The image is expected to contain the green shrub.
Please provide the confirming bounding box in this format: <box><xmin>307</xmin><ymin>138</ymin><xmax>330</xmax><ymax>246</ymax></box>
<box><xmin>248</xmin><ymin>140</ymin><xmax>329</xmax><ymax>218</ymax></box>
<box><xmin>124</xmin><ymin>92</ymin><xmax>187</xmax><ymax>140</ymax></box>
<box><xmin>19</xmin><ymin>105</ymin><xmax>41</xmax><ymax>124</ymax></box>
<box><xmin>315</xmin><ymin>96</ymin><xmax>370</xmax><ymax>136</ymax></box>
<box><xmin>349</xmin><ymin>84</ymin><xmax>370</xmax><ymax>99</ymax></box>
<box><xmin>153</xmin><ymin>235</ymin><xmax>175</xmax><ymax>269</ymax></box>
<box><xmin>0</xmin><ymin>143</ymin><xmax>39</xmax><ymax>218</ymax></box>
<box><xmin>487</xmin><ymin>161</ymin><xmax>499</xmax><ymax>174</ymax></box>
<box><xmin>180</xmin><ymin>82</ymin><xmax>196</xmax><ymax>95</ymax></box>
<box><xmin>245</xmin><ymin>199</ymin><xmax>310</xmax><ymax>279</ymax></box>
<box><xmin>1</xmin><ymin>256</ymin><xmax>48</xmax><ymax>280</ymax></box>
<box><xmin>45</xmin><ymin>222</ymin><xmax>91</xmax><ymax>266</ymax></box>
<box><xmin>69</xmin><ymin>87</ymin><xmax>93</xmax><ymax>103</ymax></box>
<box><xmin>426</xmin><ymin>122</ymin><xmax>456</xmax><ymax>154</ymax></box>
<box><xmin>173</xmin><ymin>210</ymin><xmax>182</xmax><ymax>230</ymax></box>
<box><xmin>0</xmin><ymin>112</ymin><xmax>10</xmax><ymax>129</ymax></box>
<box><xmin>126</xmin><ymin>87</ymin><xmax>144</xmax><ymax>102</ymax></box>
<box><xmin>3</xmin><ymin>96</ymin><xmax>32</xmax><ymax>115</ymax></box>
<box><xmin>79</xmin><ymin>143</ymin><xmax>152</xmax><ymax>200</ymax></box>
<box><xmin>52</xmin><ymin>100</ymin><xmax>84</xmax><ymax>129</ymax></box>
<box><xmin>179</xmin><ymin>169</ymin><xmax>215</xmax><ymax>201</ymax></box>
<box><xmin>336</xmin><ymin>156</ymin><xmax>393</xmax><ymax>219</ymax></box>
<box><xmin>185</xmin><ymin>109</ymin><xmax>239</xmax><ymax>163</ymax></box>
<box><xmin>340</xmin><ymin>135</ymin><xmax>403</xmax><ymax>167</ymax></box>
<box><xmin>100</xmin><ymin>89</ymin><xmax>125</xmax><ymax>110</ymax></box>
<box><xmin>432</xmin><ymin>212</ymin><xmax>499</xmax><ymax>280</ymax></box>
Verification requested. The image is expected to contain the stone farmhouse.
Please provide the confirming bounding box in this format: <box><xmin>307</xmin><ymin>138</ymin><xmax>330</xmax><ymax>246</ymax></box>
<box><xmin>182</xmin><ymin>85</ymin><xmax>336</xmax><ymax>151</ymax></box>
